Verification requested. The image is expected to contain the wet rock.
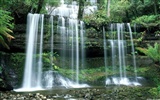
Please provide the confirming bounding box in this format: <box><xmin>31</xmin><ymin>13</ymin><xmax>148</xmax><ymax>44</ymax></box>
<box><xmin>0</xmin><ymin>87</ymin><xmax>159</xmax><ymax>99</ymax></box>
<box><xmin>0</xmin><ymin>80</ymin><xmax>13</xmax><ymax>91</ymax></box>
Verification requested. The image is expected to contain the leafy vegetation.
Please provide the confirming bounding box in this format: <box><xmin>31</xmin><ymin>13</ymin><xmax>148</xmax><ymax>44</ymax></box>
<box><xmin>0</xmin><ymin>10</ymin><xmax>14</xmax><ymax>49</ymax></box>
<box><xmin>0</xmin><ymin>0</ymin><xmax>159</xmax><ymax>95</ymax></box>
<box><xmin>42</xmin><ymin>52</ymin><xmax>59</xmax><ymax>71</ymax></box>
<box><xmin>58</xmin><ymin>67</ymin><xmax>106</xmax><ymax>82</ymax></box>
<box><xmin>132</xmin><ymin>15</ymin><xmax>160</xmax><ymax>27</ymax></box>
<box><xmin>83</xmin><ymin>9</ymin><xmax>110</xmax><ymax>28</ymax></box>
<box><xmin>83</xmin><ymin>0</ymin><xmax>160</xmax><ymax>24</ymax></box>
<box><xmin>149</xmin><ymin>86</ymin><xmax>160</xmax><ymax>97</ymax></box>
<box><xmin>136</xmin><ymin>43</ymin><xmax>160</xmax><ymax>63</ymax></box>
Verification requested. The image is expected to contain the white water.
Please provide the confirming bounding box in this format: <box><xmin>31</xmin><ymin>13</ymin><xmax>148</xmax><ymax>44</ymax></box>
<box><xmin>50</xmin><ymin>1</ymin><xmax>97</xmax><ymax>18</ymax></box>
<box><xmin>44</xmin><ymin>16</ymin><xmax>55</xmax><ymax>88</ymax></box>
<box><xmin>50</xmin><ymin>16</ymin><xmax>54</xmax><ymax>67</ymax></box>
<box><xmin>80</xmin><ymin>21</ymin><xmax>85</xmax><ymax>69</ymax></box>
<box><xmin>127</xmin><ymin>23</ymin><xmax>138</xmax><ymax>82</ymax></box>
<box><xmin>117</xmin><ymin>24</ymin><xmax>127</xmax><ymax>79</ymax></box>
<box><xmin>15</xmin><ymin>14</ymin><xmax>45</xmax><ymax>92</ymax></box>
<box><xmin>36</xmin><ymin>14</ymin><xmax>44</xmax><ymax>87</ymax></box>
<box><xmin>105</xmin><ymin>23</ymin><xmax>141</xmax><ymax>86</ymax></box>
<box><xmin>67</xmin><ymin>19</ymin><xmax>86</xmax><ymax>84</ymax></box>
<box><xmin>55</xmin><ymin>1</ymin><xmax>83</xmax><ymax>85</ymax></box>
<box><xmin>55</xmin><ymin>16</ymin><xmax>88</xmax><ymax>87</ymax></box>
<box><xmin>15</xmin><ymin>13</ymin><xmax>89</xmax><ymax>92</ymax></box>
<box><xmin>23</xmin><ymin>14</ymin><xmax>44</xmax><ymax>89</ymax></box>
<box><xmin>103</xmin><ymin>27</ymin><xmax>107</xmax><ymax>78</ymax></box>
<box><xmin>75</xmin><ymin>20</ymin><xmax>79</xmax><ymax>83</ymax></box>
<box><xmin>58</xmin><ymin>16</ymin><xmax>66</xmax><ymax>69</ymax></box>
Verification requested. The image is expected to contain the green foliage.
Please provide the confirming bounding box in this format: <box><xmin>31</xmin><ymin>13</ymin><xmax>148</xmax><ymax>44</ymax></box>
<box><xmin>0</xmin><ymin>10</ymin><xmax>14</xmax><ymax>49</ymax></box>
<box><xmin>133</xmin><ymin>15</ymin><xmax>157</xmax><ymax>23</ymax></box>
<box><xmin>43</xmin><ymin>0</ymin><xmax>60</xmax><ymax>14</ymax></box>
<box><xmin>83</xmin><ymin>10</ymin><xmax>110</xmax><ymax>28</ymax></box>
<box><xmin>144</xmin><ymin>64</ymin><xmax>160</xmax><ymax>86</ymax></box>
<box><xmin>148</xmin><ymin>87</ymin><xmax>160</xmax><ymax>97</ymax></box>
<box><xmin>42</xmin><ymin>52</ymin><xmax>59</xmax><ymax>71</ymax></box>
<box><xmin>136</xmin><ymin>43</ymin><xmax>160</xmax><ymax>63</ymax></box>
<box><xmin>132</xmin><ymin>15</ymin><xmax>160</xmax><ymax>27</ymax></box>
<box><xmin>10</xmin><ymin>53</ymin><xmax>25</xmax><ymax>68</ymax></box>
<box><xmin>137</xmin><ymin>67</ymin><xmax>149</xmax><ymax>74</ymax></box>
<box><xmin>58</xmin><ymin>68</ymin><xmax>74</xmax><ymax>79</ymax></box>
<box><xmin>82</xmin><ymin>0</ymin><xmax>159</xmax><ymax>24</ymax></box>
<box><xmin>110</xmin><ymin>0</ymin><xmax>131</xmax><ymax>22</ymax></box>
<box><xmin>46</xmin><ymin>0</ymin><xmax>59</xmax><ymax>6</ymax></box>
<box><xmin>58</xmin><ymin>67</ymin><xmax>106</xmax><ymax>82</ymax></box>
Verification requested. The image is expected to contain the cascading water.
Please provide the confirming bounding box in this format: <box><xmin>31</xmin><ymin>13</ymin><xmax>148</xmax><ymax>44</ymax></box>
<box><xmin>15</xmin><ymin>14</ymin><xmax>44</xmax><ymax>91</ymax></box>
<box><xmin>80</xmin><ymin>21</ymin><xmax>85</xmax><ymax>70</ymax></box>
<box><xmin>43</xmin><ymin>16</ymin><xmax>54</xmax><ymax>89</ymax></box>
<box><xmin>127</xmin><ymin>23</ymin><xmax>138</xmax><ymax>82</ymax></box>
<box><xmin>14</xmin><ymin>0</ymin><xmax>95</xmax><ymax>92</ymax></box>
<box><xmin>13</xmin><ymin>1</ymin><xmax>145</xmax><ymax>92</ymax></box>
<box><xmin>15</xmin><ymin>11</ymin><xmax>88</xmax><ymax>91</ymax></box>
<box><xmin>104</xmin><ymin>23</ymin><xmax>141</xmax><ymax>86</ymax></box>
<box><xmin>53</xmin><ymin>0</ymin><xmax>87</xmax><ymax>86</ymax></box>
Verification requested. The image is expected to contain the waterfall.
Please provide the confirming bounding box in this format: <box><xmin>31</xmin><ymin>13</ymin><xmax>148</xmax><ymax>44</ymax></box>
<box><xmin>36</xmin><ymin>14</ymin><xmax>44</xmax><ymax>87</ymax></box>
<box><xmin>67</xmin><ymin>19</ymin><xmax>86</xmax><ymax>85</ymax></box>
<box><xmin>80</xmin><ymin>21</ymin><xmax>85</xmax><ymax>70</ymax></box>
<box><xmin>103</xmin><ymin>27</ymin><xmax>107</xmax><ymax>79</ymax></box>
<box><xmin>20</xmin><ymin>14</ymin><xmax>44</xmax><ymax>91</ymax></box>
<box><xmin>14</xmin><ymin>12</ymin><xmax>88</xmax><ymax>91</ymax></box>
<box><xmin>75</xmin><ymin>20</ymin><xmax>79</xmax><ymax>84</ymax></box>
<box><xmin>127</xmin><ymin>23</ymin><xmax>138</xmax><ymax>82</ymax></box>
<box><xmin>105</xmin><ymin>23</ymin><xmax>141</xmax><ymax>86</ymax></box>
<box><xmin>43</xmin><ymin>16</ymin><xmax>54</xmax><ymax>88</ymax></box>
<box><xmin>58</xmin><ymin>16</ymin><xmax>66</xmax><ymax>69</ymax></box>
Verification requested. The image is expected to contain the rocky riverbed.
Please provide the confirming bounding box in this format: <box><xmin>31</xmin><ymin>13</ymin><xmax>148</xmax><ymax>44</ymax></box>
<box><xmin>0</xmin><ymin>86</ymin><xmax>159</xmax><ymax>100</ymax></box>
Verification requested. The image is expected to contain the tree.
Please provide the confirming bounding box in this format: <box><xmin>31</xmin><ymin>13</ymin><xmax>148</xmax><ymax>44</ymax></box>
<box><xmin>78</xmin><ymin>0</ymin><xmax>86</xmax><ymax>19</ymax></box>
<box><xmin>45</xmin><ymin>0</ymin><xmax>60</xmax><ymax>14</ymax></box>
<box><xmin>153</xmin><ymin>0</ymin><xmax>158</xmax><ymax>15</ymax></box>
<box><xmin>107</xmin><ymin>0</ymin><xmax>111</xmax><ymax>17</ymax></box>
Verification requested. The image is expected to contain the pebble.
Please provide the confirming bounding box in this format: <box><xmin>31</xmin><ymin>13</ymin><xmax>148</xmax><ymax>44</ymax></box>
<box><xmin>0</xmin><ymin>87</ymin><xmax>158</xmax><ymax>99</ymax></box>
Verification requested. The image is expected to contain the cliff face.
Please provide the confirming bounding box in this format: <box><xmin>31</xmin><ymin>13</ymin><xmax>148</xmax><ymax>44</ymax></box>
<box><xmin>0</xmin><ymin>53</ymin><xmax>14</xmax><ymax>91</ymax></box>
<box><xmin>10</xmin><ymin>24</ymin><xmax>27</xmax><ymax>53</ymax></box>
<box><xmin>0</xmin><ymin>15</ymin><xmax>159</xmax><ymax>90</ymax></box>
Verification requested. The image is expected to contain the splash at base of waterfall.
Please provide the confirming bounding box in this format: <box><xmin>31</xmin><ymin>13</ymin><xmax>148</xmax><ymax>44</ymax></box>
<box><xmin>14</xmin><ymin>71</ymin><xmax>89</xmax><ymax>92</ymax></box>
<box><xmin>42</xmin><ymin>71</ymin><xmax>89</xmax><ymax>89</ymax></box>
<box><xmin>105</xmin><ymin>77</ymin><xmax>141</xmax><ymax>86</ymax></box>
<box><xmin>14</xmin><ymin>87</ymin><xmax>45</xmax><ymax>92</ymax></box>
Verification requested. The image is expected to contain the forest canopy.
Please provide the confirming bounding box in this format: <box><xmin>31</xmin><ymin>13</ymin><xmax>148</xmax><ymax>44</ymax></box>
<box><xmin>0</xmin><ymin>0</ymin><xmax>160</xmax><ymax>49</ymax></box>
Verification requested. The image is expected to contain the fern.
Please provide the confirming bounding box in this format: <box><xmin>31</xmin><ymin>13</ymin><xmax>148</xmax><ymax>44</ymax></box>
<box><xmin>136</xmin><ymin>43</ymin><xmax>160</xmax><ymax>62</ymax></box>
<box><xmin>132</xmin><ymin>15</ymin><xmax>160</xmax><ymax>27</ymax></box>
<box><xmin>0</xmin><ymin>9</ymin><xmax>14</xmax><ymax>49</ymax></box>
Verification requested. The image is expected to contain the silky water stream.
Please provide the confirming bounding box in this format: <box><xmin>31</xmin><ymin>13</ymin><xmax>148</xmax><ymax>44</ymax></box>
<box><xmin>13</xmin><ymin>0</ymin><xmax>148</xmax><ymax>94</ymax></box>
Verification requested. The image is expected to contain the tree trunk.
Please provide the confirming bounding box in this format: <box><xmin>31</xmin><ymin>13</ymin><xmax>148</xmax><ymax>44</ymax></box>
<box><xmin>107</xmin><ymin>0</ymin><xmax>110</xmax><ymax>17</ymax></box>
<box><xmin>153</xmin><ymin>0</ymin><xmax>158</xmax><ymax>15</ymax></box>
<box><xmin>36</xmin><ymin>0</ymin><xmax>45</xmax><ymax>13</ymax></box>
<box><xmin>97</xmin><ymin>0</ymin><xmax>105</xmax><ymax>9</ymax></box>
<box><xmin>78</xmin><ymin>0</ymin><xmax>85</xmax><ymax>19</ymax></box>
